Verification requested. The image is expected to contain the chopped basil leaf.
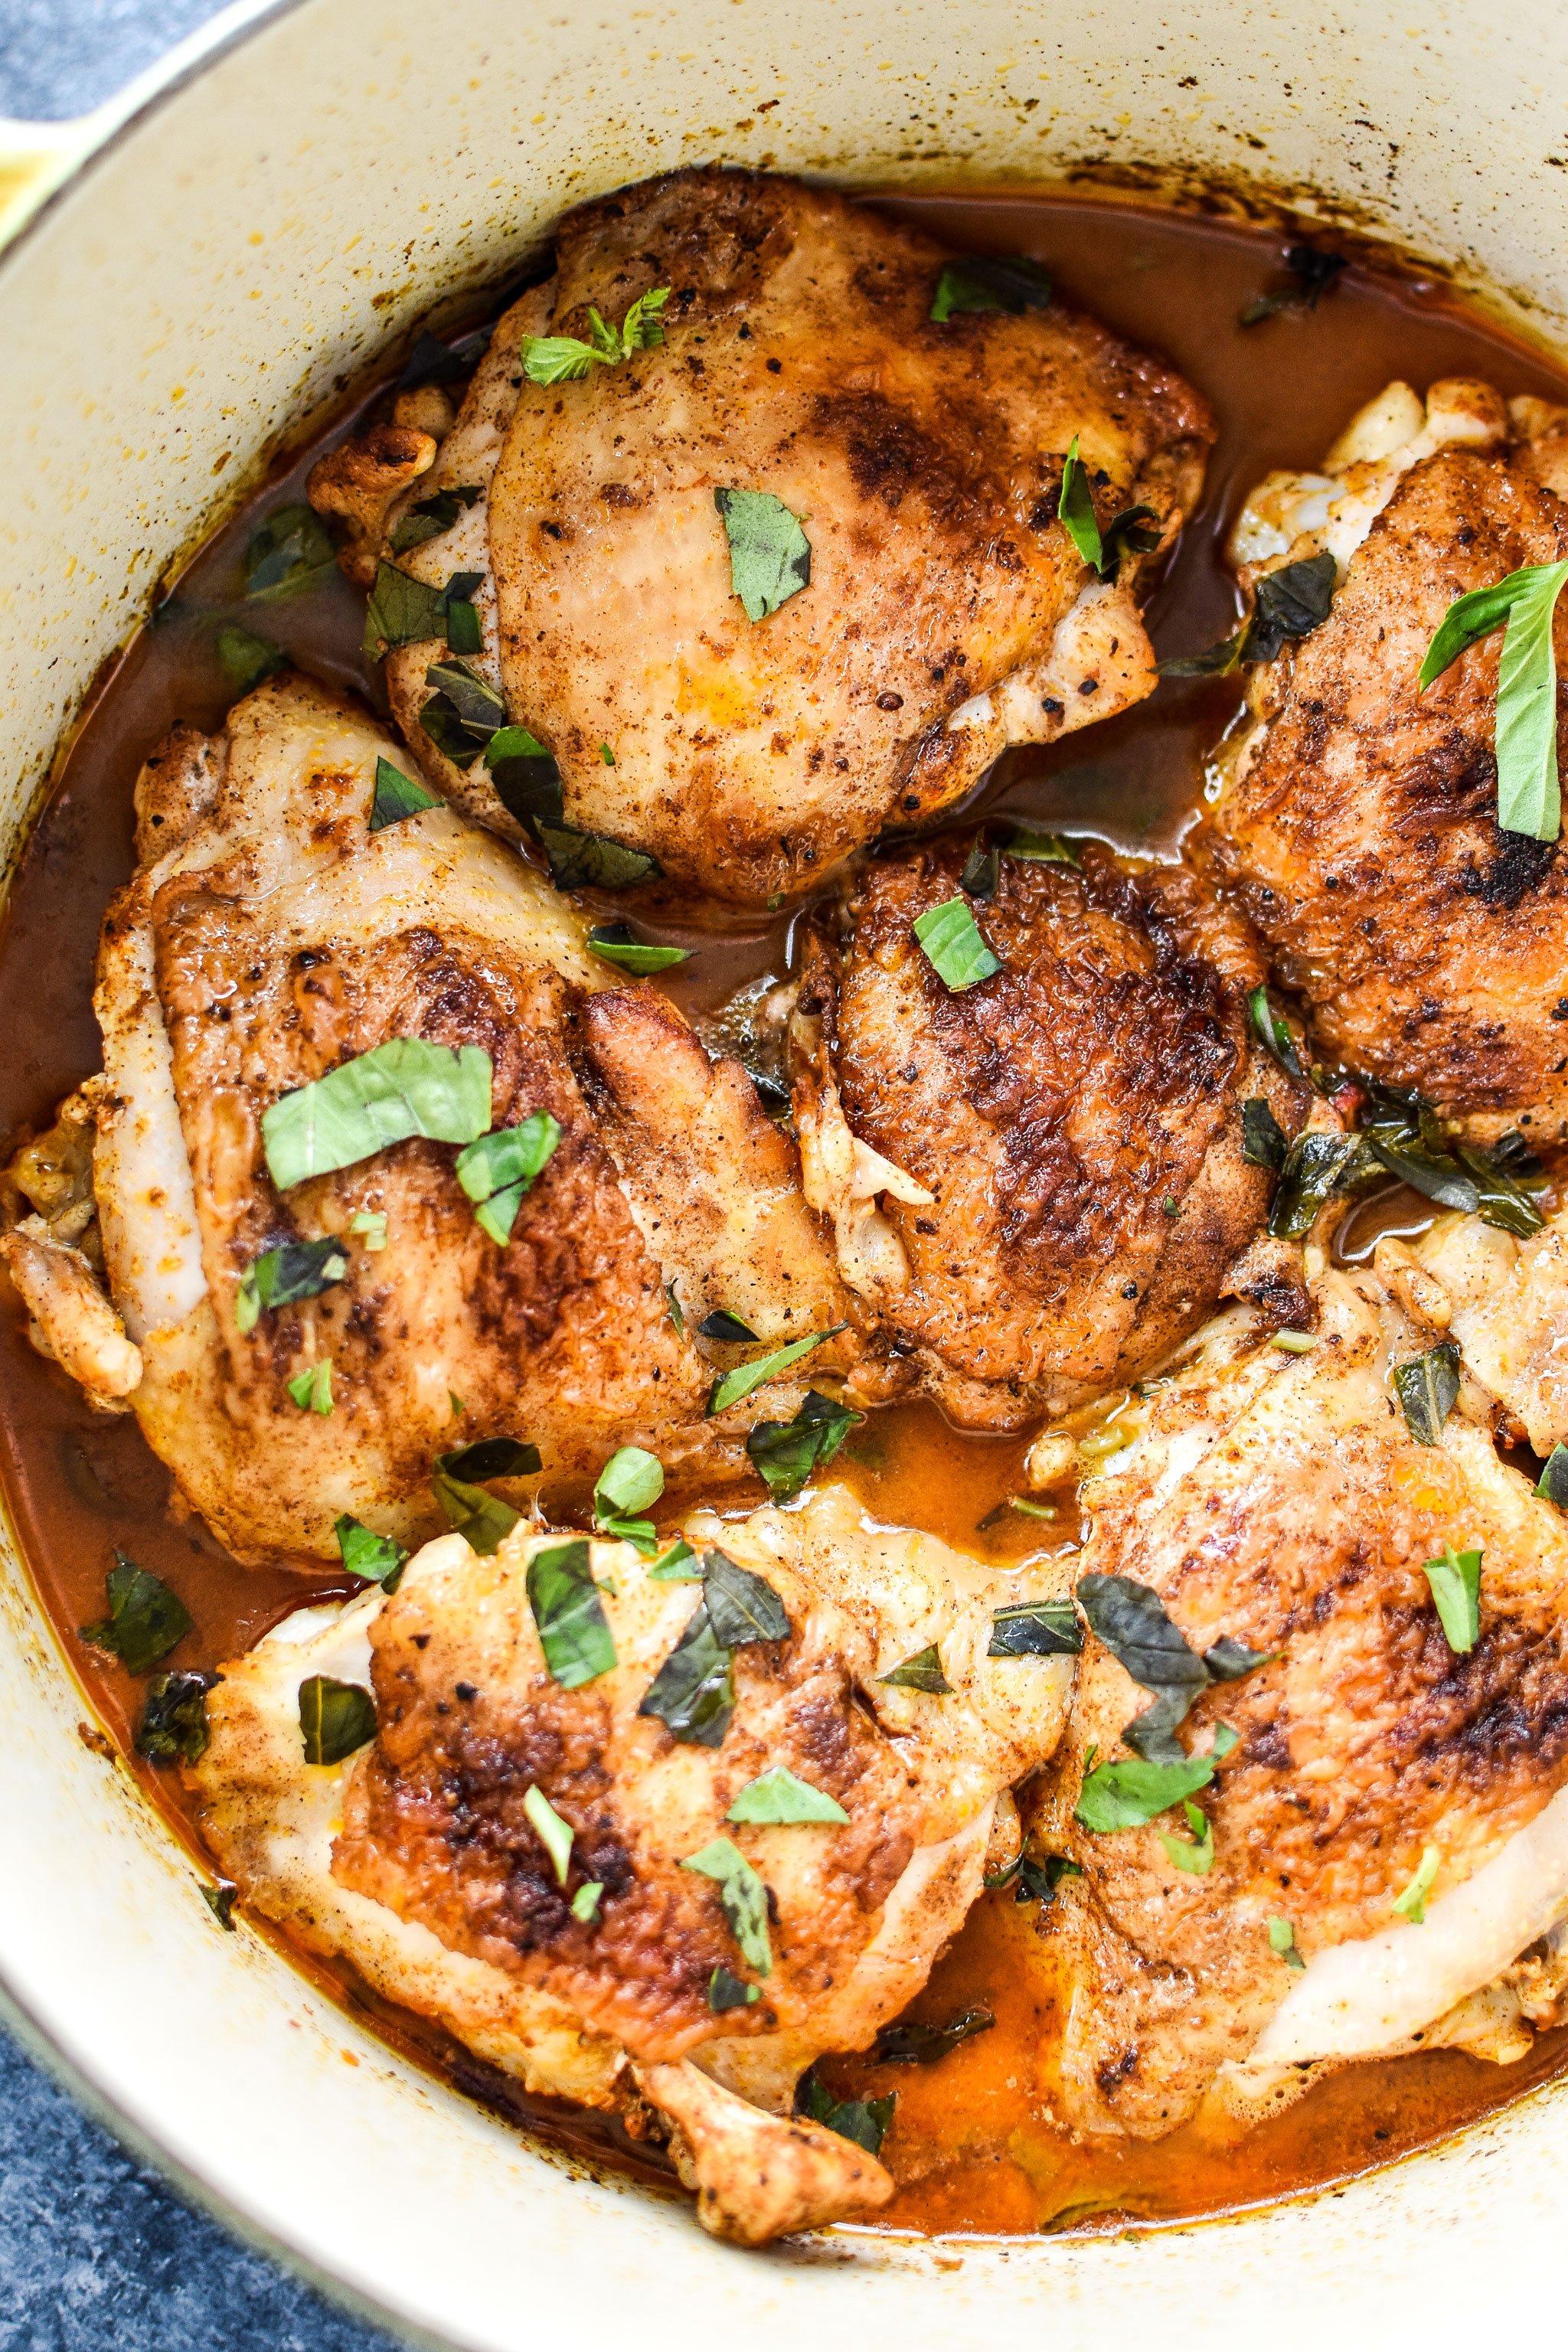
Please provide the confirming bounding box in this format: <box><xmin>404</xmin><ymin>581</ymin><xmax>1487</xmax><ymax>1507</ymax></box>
<box><xmin>1240</xmin><ymin>243</ymin><xmax>1348</xmax><ymax>325</ymax></box>
<box><xmin>913</xmin><ymin>895</ymin><xmax>1002</xmax><ymax>992</ymax></box>
<box><xmin>202</xmin><ymin>1882</ymin><xmax>238</xmax><ymax>1930</ymax></box>
<box><xmin>1160</xmin><ymin>1798</ymin><xmax>1216</xmax><ymax>1875</ymax></box>
<box><xmin>648</xmin><ymin>1538</ymin><xmax>701</xmax><ymax>1581</ymax></box>
<box><xmin>390</xmin><ymin>483</ymin><xmax>483</xmax><ymax>554</ymax></box>
<box><xmin>79</xmin><ymin>1552</ymin><xmax>191</xmax><ymax>1675</ymax></box>
<box><xmin>1157</xmin><ymin>626</ymin><xmax>1246</xmax><ymax>679</ymax></box>
<box><xmin>707</xmin><ymin>1325</ymin><xmax>847</xmax><ymax>1416</ymax></box>
<box><xmin>286</xmin><ymin>1360</ymin><xmax>334</xmax><ymax>1415</ymax></box>
<box><xmin>598</xmin><ymin>1517</ymin><xmax>659</xmax><ymax>1557</ymax></box>
<box><xmin>960</xmin><ymin>837</ymin><xmax>999</xmax><ymax>900</ymax></box>
<box><xmin>1203</xmin><ymin>1635</ymin><xmax>1276</xmax><ymax>1681</ymax></box>
<box><xmin>708</xmin><ymin>1965</ymin><xmax>760</xmax><ymax>2012</ymax></box>
<box><xmin>1422</xmin><ymin>1542</ymin><xmax>1481</xmax><ymax>1654</ymax></box>
<box><xmin>236</xmin><ymin>1233</ymin><xmax>349</xmax><ymax>1332</ymax></box>
<box><xmin>1266</xmin><ymin>1130</ymin><xmax>1362</xmax><ymax>1240</ymax></box>
<box><xmin>795</xmin><ymin>2072</ymin><xmax>894</xmax><ymax>2157</ymax></box>
<box><xmin>571</xmin><ymin>1880</ymin><xmax>603</xmax><ymax>1924</ymax></box>
<box><xmin>520</xmin><ymin>287</ymin><xmax>671</xmax><ymax>385</ymax></box>
<box><xmin>1240</xmin><ymin>1097</ymin><xmax>1288</xmax><ymax>1173</ymax></box>
<box><xmin>878</xmin><ymin>1643</ymin><xmax>952</xmax><ymax>1694</ymax></box>
<box><xmin>594</xmin><ymin>1446</ymin><xmax>665</xmax><ymax>1518</ymax></box>
<box><xmin>745</xmin><ymin>1388</ymin><xmax>864</xmax><ymax>1501</ymax></box>
<box><xmin>444</xmin><ymin>593</ymin><xmax>483</xmax><ymax>656</ymax></box>
<box><xmin>873</xmin><ymin>2006</ymin><xmax>995</xmax><ymax>2064</ymax></box>
<box><xmin>1079</xmin><ymin>1570</ymin><xmax>1207</xmax><ymax>1697</ymax></box>
<box><xmin>534</xmin><ymin>819</ymin><xmax>662</xmax><ymax>891</ymax></box>
<box><xmin>438</xmin><ymin>1436</ymin><xmax>542</xmax><ymax>1481</ymax></box>
<box><xmin>639</xmin><ymin>1598</ymin><xmax>735</xmax><ymax>1744</ymax></box>
<box><xmin>929</xmin><ymin>253</ymin><xmax>1051</xmax><ymax>322</ymax></box>
<box><xmin>702</xmin><ymin>1551</ymin><xmax>791</xmax><ymax>1647</ymax></box>
<box><xmin>1163</xmin><ymin>551</ymin><xmax>1337</xmax><ymax>675</ymax></box>
<box><xmin>665</xmin><ymin>1282</ymin><xmax>687</xmax><ymax>1337</ymax></box>
<box><xmin>1421</xmin><ymin>560</ymin><xmax>1568</xmax><ymax>840</ymax></box>
<box><xmin>523</xmin><ymin>1783</ymin><xmax>574</xmax><ymax>1884</ymax></box>
<box><xmin>1076</xmin><ymin>1741</ymin><xmax>1227</xmax><ymax>1832</ymax></box>
<box><xmin>246</xmin><ymin>503</ymin><xmax>335</xmax><ymax>603</ymax></box>
<box><xmin>527</xmin><ymin>1537</ymin><xmax>617</xmax><ymax>1688</ymax></box>
<box><xmin>699</xmin><ymin>1310</ymin><xmax>759</xmax><ymax>1343</ymax></box>
<box><xmin>1536</xmin><ymin>1444</ymin><xmax>1568</xmax><ymax>1508</ymax></box>
<box><xmin>1057</xmin><ymin>435</ymin><xmax>1104</xmax><ymax>573</ymax></box>
<box><xmin>368</xmin><ymin>756</ymin><xmax>441</xmax><ymax>831</ymax></box>
<box><xmin>362</xmin><ymin>560</ymin><xmax>449</xmax><ymax>656</ymax></box>
<box><xmin>587</xmin><ymin>922</ymin><xmax>691</xmax><ymax>975</ymax></box>
<box><xmin>432</xmin><ymin>1469</ymin><xmax>520</xmax><ymax>1555</ymax></box>
<box><xmin>136</xmin><ymin>1671</ymin><xmax>214</xmax><ymax>1765</ymax></box>
<box><xmin>263</xmin><ymin>1039</ymin><xmax>492</xmax><ymax>1191</ymax></box>
<box><xmin>299</xmin><ymin>1674</ymin><xmax>377</xmax><ymax>1767</ymax></box>
<box><xmin>1004</xmin><ymin>826</ymin><xmax>1080</xmax><ymax>866</ymax></box>
<box><xmin>486</xmin><ymin>727</ymin><xmax>564</xmax><ymax>830</ymax></box>
<box><xmin>714</xmin><ymin>488</ymin><xmax>812</xmax><ymax>623</ymax></box>
<box><xmin>1393</xmin><ymin>1843</ymin><xmax>1442</xmax><ymax>1924</ymax></box>
<box><xmin>988</xmin><ymin>1599</ymin><xmax>1083</xmax><ymax>1658</ymax></box>
<box><xmin>1268</xmin><ymin>1914</ymin><xmax>1306</xmax><ymax>1968</ymax></box>
<box><xmin>334</xmin><ymin>1514</ymin><xmax>409</xmax><ymax>1591</ymax></box>
<box><xmin>350</xmin><ymin>1209</ymin><xmax>387</xmax><ymax>1251</ymax></box>
<box><xmin>214</xmin><ymin>622</ymin><xmax>286</xmax><ymax>694</ymax></box>
<box><xmin>1100</xmin><ymin>504</ymin><xmax>1163</xmax><ymax>577</ymax></box>
<box><xmin>1393</xmin><ymin>1342</ymin><xmax>1462</xmax><ymax>1448</ymax></box>
<box><xmin>1272</xmin><ymin>1331</ymin><xmax>1315</xmax><ymax>1354</ymax></box>
<box><xmin>727</xmin><ymin>1766</ymin><xmax>848</xmax><ymax>1826</ymax></box>
<box><xmin>1247</xmin><ymin>985</ymin><xmax>1305</xmax><ymax>1080</ymax></box>
<box><xmin>681</xmin><ymin>1836</ymin><xmax>773</xmax><ymax>1975</ymax></box>
<box><xmin>427</xmin><ymin>655</ymin><xmax>506</xmax><ymax>733</ymax></box>
<box><xmin>456</xmin><ymin>1111</ymin><xmax>562</xmax><ymax>1243</ymax></box>
<box><xmin>397</xmin><ymin>328</ymin><xmax>486</xmax><ymax>390</ymax></box>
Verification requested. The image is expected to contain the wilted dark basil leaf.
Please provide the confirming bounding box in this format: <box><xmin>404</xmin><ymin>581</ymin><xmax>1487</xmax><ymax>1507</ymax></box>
<box><xmin>438</xmin><ymin>1436</ymin><xmax>542</xmax><ymax>1482</ymax></box>
<box><xmin>236</xmin><ymin>1233</ymin><xmax>350</xmax><ymax>1331</ymax></box>
<box><xmin>702</xmin><ymin>1552</ymin><xmax>791</xmax><ymax>1646</ymax></box>
<box><xmin>872</xmin><ymin>2006</ymin><xmax>995</xmax><ymax>2064</ymax></box>
<box><xmin>1537</xmin><ymin>1444</ymin><xmax>1568</xmax><ymax>1508</ymax></box>
<box><xmin>136</xmin><ymin>1671</ymin><xmax>216</xmax><ymax>1764</ymax></box>
<box><xmin>214</xmin><ymin>623</ymin><xmax>287</xmax><ymax>694</ymax></box>
<box><xmin>1203</xmin><ymin>1635</ymin><xmax>1276</xmax><ymax>1681</ymax></box>
<box><xmin>526</xmin><ymin>1537</ymin><xmax>617</xmax><ymax>1689</ymax></box>
<box><xmin>1393</xmin><ymin>1342</ymin><xmax>1462</xmax><ymax>1448</ymax></box>
<box><xmin>419</xmin><ymin>692</ymin><xmax>485</xmax><ymax>767</ymax></box>
<box><xmin>426</xmin><ymin>657</ymin><xmax>506</xmax><ymax>735</ymax></box>
<box><xmin>433</xmin><ymin>1469</ymin><xmax>521</xmax><ymax>1555</ymax></box>
<box><xmin>1247</xmin><ymin>987</ymin><xmax>1304</xmax><ymax>1080</ymax></box>
<box><xmin>1267</xmin><ymin>1131</ymin><xmax>1362</xmax><ymax>1239</ymax></box>
<box><xmin>639</xmin><ymin>1599</ymin><xmax>735</xmax><ymax>1746</ymax></box>
<box><xmin>929</xmin><ymin>253</ymin><xmax>1052</xmax><ymax>322</ymax></box>
<box><xmin>444</xmin><ymin>596</ymin><xmax>483</xmax><ymax>655</ymax></box>
<box><xmin>368</xmin><ymin>756</ymin><xmax>441</xmax><ymax>830</ymax></box>
<box><xmin>246</xmin><ymin>504</ymin><xmax>336</xmax><ymax>603</ymax></box>
<box><xmin>390</xmin><ymin>484</ymin><xmax>483</xmax><ymax>554</ymax></box>
<box><xmin>795</xmin><ymin>2070</ymin><xmax>896</xmax><ymax>2156</ymax></box>
<box><xmin>80</xmin><ymin>1553</ymin><xmax>192</xmax><ymax>1675</ymax></box>
<box><xmin>878</xmin><ymin>1643</ymin><xmax>952</xmax><ymax>1694</ymax></box>
<box><xmin>988</xmin><ymin>1599</ymin><xmax>1082</xmax><ymax>1658</ymax></box>
<box><xmin>1158</xmin><ymin>629</ymin><xmax>1245</xmax><ymax>679</ymax></box>
<box><xmin>397</xmin><ymin>328</ymin><xmax>488</xmax><ymax>390</ymax></box>
<box><xmin>362</xmin><ymin>561</ymin><xmax>449</xmax><ymax>655</ymax></box>
<box><xmin>1364</xmin><ymin>1125</ymin><xmax>1478</xmax><ymax>1214</ymax></box>
<box><xmin>1245</xmin><ymin>552</ymin><xmax>1338</xmax><ymax>664</ymax></box>
<box><xmin>1240</xmin><ymin>245</ymin><xmax>1348</xmax><ymax>326</ymax></box>
<box><xmin>299</xmin><ymin>1674</ymin><xmax>377</xmax><ymax>1766</ymax></box>
<box><xmin>745</xmin><ymin>1388</ymin><xmax>864</xmax><ymax>1502</ymax></box>
<box><xmin>1452</xmin><ymin>1138</ymin><xmax>1547</xmax><ymax>1237</ymax></box>
<box><xmin>1099</xmin><ymin>504</ymin><xmax>1163</xmax><ymax>577</ymax></box>
<box><xmin>1078</xmin><ymin>1573</ymin><xmax>1208</xmax><ymax>1696</ymax></box>
<box><xmin>960</xmin><ymin>837</ymin><xmax>999</xmax><ymax>900</ymax></box>
<box><xmin>202</xmin><ymin>1882</ymin><xmax>238</xmax><ymax>1930</ymax></box>
<box><xmin>1240</xmin><ymin>1097</ymin><xmax>1288</xmax><ymax>1172</ymax></box>
<box><xmin>708</xmin><ymin>1965</ymin><xmax>760</xmax><ymax>2014</ymax></box>
<box><xmin>489</xmin><ymin>742</ymin><xmax>566</xmax><ymax>831</ymax></box>
<box><xmin>534</xmin><ymin>820</ymin><xmax>662</xmax><ymax>891</ymax></box>
<box><xmin>698</xmin><ymin>1310</ymin><xmax>759</xmax><ymax>1342</ymax></box>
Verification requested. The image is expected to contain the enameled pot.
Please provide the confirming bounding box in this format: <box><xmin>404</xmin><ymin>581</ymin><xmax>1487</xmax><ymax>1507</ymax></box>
<box><xmin>2</xmin><ymin>2</ymin><xmax>1567</xmax><ymax>2341</ymax></box>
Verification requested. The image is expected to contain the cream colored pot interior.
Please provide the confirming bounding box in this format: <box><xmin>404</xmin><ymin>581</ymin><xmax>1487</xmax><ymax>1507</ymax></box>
<box><xmin>3</xmin><ymin>0</ymin><xmax>1568</xmax><ymax>2342</ymax></box>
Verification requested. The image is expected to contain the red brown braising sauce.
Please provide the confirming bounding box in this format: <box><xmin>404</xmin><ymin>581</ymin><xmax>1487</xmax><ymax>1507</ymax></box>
<box><xmin>4</xmin><ymin>191</ymin><xmax>1567</xmax><ymax>2235</ymax></box>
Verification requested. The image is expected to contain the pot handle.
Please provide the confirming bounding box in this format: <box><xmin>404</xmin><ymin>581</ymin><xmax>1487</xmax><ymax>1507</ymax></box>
<box><xmin>0</xmin><ymin>118</ymin><xmax>100</xmax><ymax>252</ymax></box>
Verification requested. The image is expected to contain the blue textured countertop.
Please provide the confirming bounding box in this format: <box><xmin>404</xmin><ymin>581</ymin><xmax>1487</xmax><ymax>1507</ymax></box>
<box><xmin>1</xmin><ymin>8</ymin><xmax>400</xmax><ymax>2346</ymax></box>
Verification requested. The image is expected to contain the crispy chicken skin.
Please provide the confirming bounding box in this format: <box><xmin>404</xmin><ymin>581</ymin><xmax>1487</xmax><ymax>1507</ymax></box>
<box><xmin>1200</xmin><ymin>380</ymin><xmax>1568</xmax><ymax>1141</ymax></box>
<box><xmin>342</xmin><ymin>168</ymin><xmax>1212</xmax><ymax>903</ymax></box>
<box><xmin>191</xmin><ymin>1489</ymin><xmax>1073</xmax><ymax>2241</ymax></box>
<box><xmin>65</xmin><ymin>674</ymin><xmax>851</xmax><ymax>1563</ymax></box>
<box><xmin>1037</xmin><ymin>1266</ymin><xmax>1568</xmax><ymax>2139</ymax></box>
<box><xmin>790</xmin><ymin>838</ymin><xmax>1304</xmax><ymax>1427</ymax></box>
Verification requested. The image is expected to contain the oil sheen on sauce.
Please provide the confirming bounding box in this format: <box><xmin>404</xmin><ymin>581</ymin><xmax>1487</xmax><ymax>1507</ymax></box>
<box><xmin>4</xmin><ymin>190</ymin><xmax>1568</xmax><ymax>2239</ymax></box>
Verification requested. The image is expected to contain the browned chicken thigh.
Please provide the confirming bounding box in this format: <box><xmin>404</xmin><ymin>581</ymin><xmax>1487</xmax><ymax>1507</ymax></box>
<box><xmin>316</xmin><ymin>168</ymin><xmax>1213</xmax><ymax>903</ymax></box>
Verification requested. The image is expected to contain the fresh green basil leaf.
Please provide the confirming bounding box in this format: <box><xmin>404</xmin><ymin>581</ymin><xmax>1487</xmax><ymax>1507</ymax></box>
<box><xmin>214</xmin><ymin>623</ymin><xmax>287</xmax><ymax>694</ymax></box>
<box><xmin>598</xmin><ymin>1517</ymin><xmax>660</xmax><ymax>1557</ymax></box>
<box><xmin>913</xmin><ymin>895</ymin><xmax>1002</xmax><ymax>992</ymax></box>
<box><xmin>1161</xmin><ymin>1798</ymin><xmax>1215</xmax><ymax>1874</ymax></box>
<box><xmin>368</xmin><ymin>756</ymin><xmax>441</xmax><ymax>830</ymax></box>
<box><xmin>795</xmin><ymin>2073</ymin><xmax>894</xmax><ymax>2157</ymax></box>
<box><xmin>1494</xmin><ymin>561</ymin><xmax>1568</xmax><ymax>838</ymax></box>
<box><xmin>960</xmin><ymin>837</ymin><xmax>999</xmax><ymax>900</ymax></box>
<box><xmin>594</xmin><ymin>1446</ymin><xmax>665</xmax><ymax>1518</ymax></box>
<box><xmin>878</xmin><ymin>1643</ymin><xmax>952</xmax><ymax>1694</ymax></box>
<box><xmin>1004</xmin><ymin>826</ymin><xmax>1081</xmax><ymax>866</ymax></box>
<box><xmin>1269</xmin><ymin>1913</ymin><xmax>1306</xmax><ymax>1968</ymax></box>
<box><xmin>1422</xmin><ymin>1542</ymin><xmax>1481</xmax><ymax>1654</ymax></box>
<box><xmin>639</xmin><ymin>1599</ymin><xmax>734</xmax><ymax>1745</ymax></box>
<box><xmin>873</xmin><ymin>2006</ymin><xmax>995</xmax><ymax>2064</ymax></box>
<box><xmin>236</xmin><ymin>1234</ymin><xmax>350</xmax><ymax>1331</ymax></box>
<box><xmin>702</xmin><ymin>1552</ymin><xmax>791</xmax><ymax>1647</ymax></box>
<box><xmin>571</xmin><ymin>1880</ymin><xmax>603</xmax><ymax>1924</ymax></box>
<box><xmin>1266</xmin><ymin>1130</ymin><xmax>1362</xmax><ymax>1239</ymax></box>
<box><xmin>363</xmin><ymin>560</ymin><xmax>450</xmax><ymax>655</ymax></box>
<box><xmin>433</xmin><ymin>1469</ymin><xmax>521</xmax><ymax>1555</ymax></box>
<box><xmin>1076</xmin><ymin>1746</ymin><xmax>1221</xmax><ymax>1832</ymax></box>
<box><xmin>286</xmin><ymin>1360</ymin><xmax>334</xmax><ymax>1415</ymax></box>
<box><xmin>202</xmin><ymin>1882</ymin><xmax>239</xmax><ymax>1930</ymax></box>
<box><xmin>988</xmin><ymin>1599</ymin><xmax>1083</xmax><ymax>1658</ymax></box>
<box><xmin>929</xmin><ymin>253</ymin><xmax>1051</xmax><ymax>322</ymax></box>
<box><xmin>1393</xmin><ymin>1343</ymin><xmax>1462</xmax><ymax>1448</ymax></box>
<box><xmin>438</xmin><ymin>1436</ymin><xmax>542</xmax><ymax>1482</ymax></box>
<box><xmin>246</xmin><ymin>504</ymin><xmax>335</xmax><ymax>603</ymax></box>
<box><xmin>1419</xmin><ymin>573</ymin><xmax>1527</xmax><ymax>688</ymax></box>
<box><xmin>521</xmin><ymin>289</ymin><xmax>671</xmax><ymax>384</ymax></box>
<box><xmin>1240</xmin><ymin>1097</ymin><xmax>1288</xmax><ymax>1173</ymax></box>
<box><xmin>456</xmin><ymin>1112</ymin><xmax>562</xmax><ymax>1243</ymax></box>
<box><xmin>390</xmin><ymin>484</ymin><xmax>483</xmax><ymax>554</ymax></box>
<box><xmin>263</xmin><ymin>1038</ymin><xmax>492</xmax><ymax>1190</ymax></box>
<box><xmin>681</xmin><ymin>1836</ymin><xmax>773</xmax><ymax>1975</ymax></box>
<box><xmin>699</xmin><ymin>1310</ymin><xmax>759</xmax><ymax>1343</ymax></box>
<box><xmin>334</xmin><ymin>1514</ymin><xmax>409</xmax><ymax>1590</ymax></box>
<box><xmin>534</xmin><ymin>820</ymin><xmax>662</xmax><ymax>891</ymax></box>
<box><xmin>727</xmin><ymin>1766</ymin><xmax>848</xmax><ymax>1826</ymax></box>
<box><xmin>707</xmin><ymin>1325</ymin><xmax>846</xmax><ymax>1416</ymax></box>
<box><xmin>1392</xmin><ymin>1843</ymin><xmax>1441</xmax><ymax>1924</ymax></box>
<box><xmin>79</xmin><ymin>1552</ymin><xmax>192</xmax><ymax>1675</ymax></box>
<box><xmin>1536</xmin><ymin>1444</ymin><xmax>1568</xmax><ymax>1508</ymax></box>
<box><xmin>487</xmin><ymin>733</ymin><xmax>565</xmax><ymax>830</ymax></box>
<box><xmin>587</xmin><ymin>922</ymin><xmax>691</xmax><ymax>975</ymax></box>
<box><xmin>299</xmin><ymin>1674</ymin><xmax>377</xmax><ymax>1766</ymax></box>
<box><xmin>708</xmin><ymin>1965</ymin><xmax>760</xmax><ymax>2012</ymax></box>
<box><xmin>745</xmin><ymin>1388</ymin><xmax>864</xmax><ymax>1501</ymax></box>
<box><xmin>136</xmin><ymin>1671</ymin><xmax>214</xmax><ymax>1764</ymax></box>
<box><xmin>523</xmin><ymin>1782</ymin><xmax>574</xmax><ymax>1884</ymax></box>
<box><xmin>714</xmin><ymin>488</ymin><xmax>812</xmax><ymax>622</ymax></box>
<box><xmin>648</xmin><ymin>1538</ymin><xmax>701</xmax><ymax>1580</ymax></box>
<box><xmin>527</xmin><ymin>1537</ymin><xmax>617</xmax><ymax>1687</ymax></box>
<box><xmin>1057</xmin><ymin>434</ymin><xmax>1103</xmax><ymax>573</ymax></box>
